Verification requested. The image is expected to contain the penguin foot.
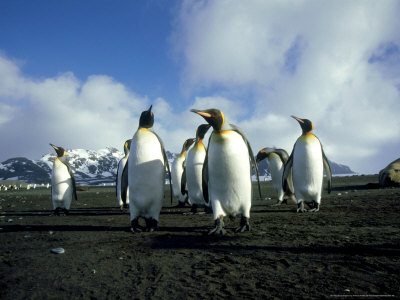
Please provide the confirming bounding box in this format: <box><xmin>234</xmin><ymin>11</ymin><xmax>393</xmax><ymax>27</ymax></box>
<box><xmin>208</xmin><ymin>218</ymin><xmax>226</xmax><ymax>236</ymax></box>
<box><xmin>53</xmin><ymin>208</ymin><xmax>68</xmax><ymax>216</ymax></box>
<box><xmin>120</xmin><ymin>203</ymin><xmax>129</xmax><ymax>211</ymax></box>
<box><xmin>191</xmin><ymin>204</ymin><xmax>198</xmax><ymax>214</ymax></box>
<box><xmin>296</xmin><ymin>202</ymin><xmax>307</xmax><ymax>213</ymax></box>
<box><xmin>145</xmin><ymin>218</ymin><xmax>159</xmax><ymax>232</ymax></box>
<box><xmin>309</xmin><ymin>203</ymin><xmax>320</xmax><ymax>212</ymax></box>
<box><xmin>271</xmin><ymin>200</ymin><xmax>284</xmax><ymax>207</ymax></box>
<box><xmin>130</xmin><ymin>218</ymin><xmax>143</xmax><ymax>233</ymax></box>
<box><xmin>235</xmin><ymin>216</ymin><xmax>251</xmax><ymax>233</ymax></box>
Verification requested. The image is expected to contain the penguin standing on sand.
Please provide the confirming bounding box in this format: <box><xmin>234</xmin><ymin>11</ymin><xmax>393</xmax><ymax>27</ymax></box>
<box><xmin>127</xmin><ymin>105</ymin><xmax>172</xmax><ymax>232</ymax></box>
<box><xmin>191</xmin><ymin>108</ymin><xmax>262</xmax><ymax>235</ymax></box>
<box><xmin>182</xmin><ymin>124</ymin><xmax>211</xmax><ymax>213</ymax></box>
<box><xmin>282</xmin><ymin>116</ymin><xmax>332</xmax><ymax>212</ymax></box>
<box><xmin>50</xmin><ymin>144</ymin><xmax>77</xmax><ymax>215</ymax></box>
<box><xmin>256</xmin><ymin>147</ymin><xmax>295</xmax><ymax>205</ymax></box>
<box><xmin>116</xmin><ymin>139</ymin><xmax>132</xmax><ymax>210</ymax></box>
<box><xmin>171</xmin><ymin>138</ymin><xmax>196</xmax><ymax>207</ymax></box>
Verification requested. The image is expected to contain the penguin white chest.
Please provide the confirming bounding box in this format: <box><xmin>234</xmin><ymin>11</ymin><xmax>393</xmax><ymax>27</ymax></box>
<box><xmin>128</xmin><ymin>129</ymin><xmax>165</xmax><ymax>219</ymax></box>
<box><xmin>116</xmin><ymin>155</ymin><xmax>129</xmax><ymax>206</ymax></box>
<box><xmin>293</xmin><ymin>134</ymin><xmax>324</xmax><ymax>201</ymax></box>
<box><xmin>186</xmin><ymin>142</ymin><xmax>206</xmax><ymax>205</ymax></box>
<box><xmin>171</xmin><ymin>154</ymin><xmax>186</xmax><ymax>201</ymax></box>
<box><xmin>267</xmin><ymin>153</ymin><xmax>284</xmax><ymax>194</ymax></box>
<box><xmin>51</xmin><ymin>159</ymin><xmax>73</xmax><ymax>208</ymax></box>
<box><xmin>208</xmin><ymin>131</ymin><xmax>251</xmax><ymax>215</ymax></box>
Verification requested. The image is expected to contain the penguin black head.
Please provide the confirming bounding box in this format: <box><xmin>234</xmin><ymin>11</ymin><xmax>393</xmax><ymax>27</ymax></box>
<box><xmin>50</xmin><ymin>144</ymin><xmax>66</xmax><ymax>158</ymax></box>
<box><xmin>291</xmin><ymin>116</ymin><xmax>314</xmax><ymax>134</ymax></box>
<box><xmin>195</xmin><ymin>124</ymin><xmax>211</xmax><ymax>141</ymax></box>
<box><xmin>181</xmin><ymin>138</ymin><xmax>196</xmax><ymax>154</ymax></box>
<box><xmin>139</xmin><ymin>105</ymin><xmax>154</xmax><ymax>129</ymax></box>
<box><xmin>190</xmin><ymin>109</ymin><xmax>225</xmax><ymax>131</ymax></box>
<box><xmin>256</xmin><ymin>147</ymin><xmax>274</xmax><ymax>163</ymax></box>
<box><xmin>123</xmin><ymin>139</ymin><xmax>132</xmax><ymax>155</ymax></box>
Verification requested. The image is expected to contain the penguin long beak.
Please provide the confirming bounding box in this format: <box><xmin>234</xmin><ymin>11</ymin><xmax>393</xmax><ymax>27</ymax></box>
<box><xmin>291</xmin><ymin>115</ymin><xmax>304</xmax><ymax>123</ymax></box>
<box><xmin>148</xmin><ymin>105</ymin><xmax>153</xmax><ymax>112</ymax></box>
<box><xmin>190</xmin><ymin>109</ymin><xmax>211</xmax><ymax>118</ymax></box>
<box><xmin>49</xmin><ymin>143</ymin><xmax>59</xmax><ymax>151</ymax></box>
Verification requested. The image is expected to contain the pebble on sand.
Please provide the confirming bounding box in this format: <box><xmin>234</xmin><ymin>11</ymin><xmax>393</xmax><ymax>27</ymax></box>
<box><xmin>51</xmin><ymin>248</ymin><xmax>65</xmax><ymax>254</ymax></box>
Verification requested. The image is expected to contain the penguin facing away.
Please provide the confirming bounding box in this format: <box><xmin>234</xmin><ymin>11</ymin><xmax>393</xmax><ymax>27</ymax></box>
<box><xmin>127</xmin><ymin>105</ymin><xmax>172</xmax><ymax>232</ymax></box>
<box><xmin>116</xmin><ymin>139</ymin><xmax>132</xmax><ymax>210</ymax></box>
<box><xmin>182</xmin><ymin>124</ymin><xmax>211</xmax><ymax>213</ymax></box>
<box><xmin>191</xmin><ymin>108</ymin><xmax>262</xmax><ymax>235</ymax></box>
<box><xmin>282</xmin><ymin>116</ymin><xmax>332</xmax><ymax>212</ymax></box>
<box><xmin>171</xmin><ymin>138</ymin><xmax>196</xmax><ymax>207</ymax></box>
<box><xmin>50</xmin><ymin>144</ymin><xmax>77</xmax><ymax>215</ymax></box>
<box><xmin>256</xmin><ymin>147</ymin><xmax>296</xmax><ymax>205</ymax></box>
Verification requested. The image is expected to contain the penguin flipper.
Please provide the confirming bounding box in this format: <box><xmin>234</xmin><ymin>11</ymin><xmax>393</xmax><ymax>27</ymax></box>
<box><xmin>322</xmin><ymin>149</ymin><xmax>332</xmax><ymax>194</ymax></box>
<box><xmin>181</xmin><ymin>165</ymin><xmax>187</xmax><ymax>196</ymax></box>
<box><xmin>153</xmin><ymin>131</ymin><xmax>173</xmax><ymax>204</ymax></box>
<box><xmin>230</xmin><ymin>124</ymin><xmax>262</xmax><ymax>199</ymax></box>
<box><xmin>282</xmin><ymin>149</ymin><xmax>294</xmax><ymax>194</ymax></box>
<box><xmin>115</xmin><ymin>160</ymin><xmax>120</xmax><ymax>199</ymax></box>
<box><xmin>121</xmin><ymin>160</ymin><xmax>129</xmax><ymax>205</ymax></box>
<box><xmin>65</xmin><ymin>162</ymin><xmax>78</xmax><ymax>200</ymax></box>
<box><xmin>202</xmin><ymin>137</ymin><xmax>210</xmax><ymax>204</ymax></box>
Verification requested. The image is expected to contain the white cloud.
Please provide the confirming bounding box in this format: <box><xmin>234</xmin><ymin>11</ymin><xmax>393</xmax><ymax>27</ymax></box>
<box><xmin>171</xmin><ymin>0</ymin><xmax>400</xmax><ymax>174</ymax></box>
<box><xmin>0</xmin><ymin>54</ymin><xmax>148</xmax><ymax>159</ymax></box>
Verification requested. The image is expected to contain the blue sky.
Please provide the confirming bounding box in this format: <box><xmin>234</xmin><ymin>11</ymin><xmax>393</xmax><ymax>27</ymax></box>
<box><xmin>0</xmin><ymin>1</ymin><xmax>181</xmax><ymax>103</ymax></box>
<box><xmin>1</xmin><ymin>0</ymin><xmax>400</xmax><ymax>174</ymax></box>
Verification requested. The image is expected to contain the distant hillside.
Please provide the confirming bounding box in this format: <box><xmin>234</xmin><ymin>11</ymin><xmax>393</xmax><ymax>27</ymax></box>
<box><xmin>0</xmin><ymin>147</ymin><xmax>355</xmax><ymax>185</ymax></box>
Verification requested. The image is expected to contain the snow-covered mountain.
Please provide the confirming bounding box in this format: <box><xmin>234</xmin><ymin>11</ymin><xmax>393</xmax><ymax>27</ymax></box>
<box><xmin>0</xmin><ymin>147</ymin><xmax>355</xmax><ymax>185</ymax></box>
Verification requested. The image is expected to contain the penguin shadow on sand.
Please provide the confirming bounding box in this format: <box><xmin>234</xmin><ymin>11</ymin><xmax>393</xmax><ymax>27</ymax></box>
<box><xmin>1</xmin><ymin>224</ymin><xmax>130</xmax><ymax>233</ymax></box>
<box><xmin>143</xmin><ymin>231</ymin><xmax>244</xmax><ymax>251</ymax></box>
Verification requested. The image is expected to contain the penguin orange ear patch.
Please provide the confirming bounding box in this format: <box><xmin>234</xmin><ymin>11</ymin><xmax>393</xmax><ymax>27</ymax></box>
<box><xmin>198</xmin><ymin>112</ymin><xmax>212</xmax><ymax>118</ymax></box>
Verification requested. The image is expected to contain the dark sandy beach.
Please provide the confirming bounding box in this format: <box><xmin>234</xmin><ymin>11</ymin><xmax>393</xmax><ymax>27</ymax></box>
<box><xmin>1</xmin><ymin>175</ymin><xmax>399</xmax><ymax>299</ymax></box>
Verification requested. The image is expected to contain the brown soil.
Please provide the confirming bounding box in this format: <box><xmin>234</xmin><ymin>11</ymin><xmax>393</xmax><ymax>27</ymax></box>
<box><xmin>1</xmin><ymin>175</ymin><xmax>399</xmax><ymax>299</ymax></box>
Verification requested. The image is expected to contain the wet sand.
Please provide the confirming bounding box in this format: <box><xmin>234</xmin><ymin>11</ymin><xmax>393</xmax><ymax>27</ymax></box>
<box><xmin>1</xmin><ymin>175</ymin><xmax>399</xmax><ymax>299</ymax></box>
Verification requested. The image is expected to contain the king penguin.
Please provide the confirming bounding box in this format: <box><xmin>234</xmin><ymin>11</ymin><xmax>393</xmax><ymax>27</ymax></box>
<box><xmin>256</xmin><ymin>147</ymin><xmax>296</xmax><ymax>205</ymax></box>
<box><xmin>116</xmin><ymin>139</ymin><xmax>132</xmax><ymax>210</ymax></box>
<box><xmin>191</xmin><ymin>108</ymin><xmax>262</xmax><ymax>235</ymax></box>
<box><xmin>182</xmin><ymin>124</ymin><xmax>211</xmax><ymax>213</ymax></box>
<box><xmin>171</xmin><ymin>138</ymin><xmax>196</xmax><ymax>207</ymax></box>
<box><xmin>127</xmin><ymin>105</ymin><xmax>172</xmax><ymax>232</ymax></box>
<box><xmin>50</xmin><ymin>144</ymin><xmax>77</xmax><ymax>215</ymax></box>
<box><xmin>282</xmin><ymin>116</ymin><xmax>332</xmax><ymax>212</ymax></box>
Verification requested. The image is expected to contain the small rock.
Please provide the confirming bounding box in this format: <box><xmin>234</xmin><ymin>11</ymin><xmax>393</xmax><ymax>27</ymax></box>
<box><xmin>7</xmin><ymin>218</ymin><xmax>13</xmax><ymax>223</ymax></box>
<box><xmin>344</xmin><ymin>288</ymin><xmax>351</xmax><ymax>292</ymax></box>
<box><xmin>337</xmin><ymin>193</ymin><xmax>342</xmax><ymax>196</ymax></box>
<box><xmin>24</xmin><ymin>235</ymin><xmax>31</xmax><ymax>239</ymax></box>
<box><xmin>51</xmin><ymin>247</ymin><xmax>65</xmax><ymax>254</ymax></box>
<box><xmin>91</xmin><ymin>269</ymin><xmax>96</xmax><ymax>274</ymax></box>
<box><xmin>49</xmin><ymin>231</ymin><xmax>54</xmax><ymax>235</ymax></box>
